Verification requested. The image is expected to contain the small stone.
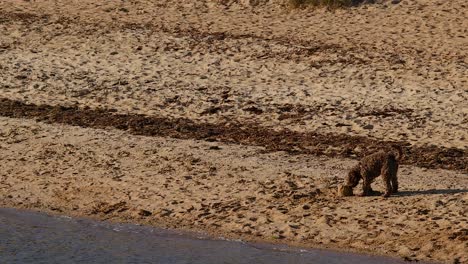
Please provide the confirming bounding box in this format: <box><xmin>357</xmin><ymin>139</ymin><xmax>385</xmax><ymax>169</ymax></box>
<box><xmin>209</xmin><ymin>146</ymin><xmax>221</xmax><ymax>150</ymax></box>
<box><xmin>138</xmin><ymin>209</ymin><xmax>152</xmax><ymax>217</ymax></box>
<box><xmin>289</xmin><ymin>223</ymin><xmax>300</xmax><ymax>229</ymax></box>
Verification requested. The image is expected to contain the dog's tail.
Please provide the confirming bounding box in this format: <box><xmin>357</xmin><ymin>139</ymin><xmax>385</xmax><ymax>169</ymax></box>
<box><xmin>389</xmin><ymin>144</ymin><xmax>403</xmax><ymax>161</ymax></box>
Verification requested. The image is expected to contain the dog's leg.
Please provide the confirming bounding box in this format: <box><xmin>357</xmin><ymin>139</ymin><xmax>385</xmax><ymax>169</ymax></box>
<box><xmin>391</xmin><ymin>163</ymin><xmax>399</xmax><ymax>193</ymax></box>
<box><xmin>360</xmin><ymin>173</ymin><xmax>372</xmax><ymax>196</ymax></box>
<box><xmin>391</xmin><ymin>174</ymin><xmax>398</xmax><ymax>193</ymax></box>
<box><xmin>382</xmin><ymin>173</ymin><xmax>392</xmax><ymax>197</ymax></box>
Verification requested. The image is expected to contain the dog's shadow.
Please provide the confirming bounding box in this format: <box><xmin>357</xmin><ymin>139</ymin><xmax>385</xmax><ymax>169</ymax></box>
<box><xmin>395</xmin><ymin>189</ymin><xmax>468</xmax><ymax>197</ymax></box>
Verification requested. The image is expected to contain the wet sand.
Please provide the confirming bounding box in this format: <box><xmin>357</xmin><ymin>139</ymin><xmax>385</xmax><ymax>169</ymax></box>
<box><xmin>0</xmin><ymin>1</ymin><xmax>467</xmax><ymax>263</ymax></box>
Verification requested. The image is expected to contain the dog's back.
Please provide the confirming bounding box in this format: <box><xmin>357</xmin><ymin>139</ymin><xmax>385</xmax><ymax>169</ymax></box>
<box><xmin>359</xmin><ymin>151</ymin><xmax>392</xmax><ymax>179</ymax></box>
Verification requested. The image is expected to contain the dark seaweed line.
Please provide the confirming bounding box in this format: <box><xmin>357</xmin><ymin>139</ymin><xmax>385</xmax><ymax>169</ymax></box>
<box><xmin>0</xmin><ymin>98</ymin><xmax>466</xmax><ymax>172</ymax></box>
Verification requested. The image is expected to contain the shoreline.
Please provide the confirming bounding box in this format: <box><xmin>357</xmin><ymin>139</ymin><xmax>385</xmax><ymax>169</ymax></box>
<box><xmin>0</xmin><ymin>206</ymin><xmax>436</xmax><ymax>264</ymax></box>
<box><xmin>1</xmin><ymin>207</ymin><xmax>429</xmax><ymax>264</ymax></box>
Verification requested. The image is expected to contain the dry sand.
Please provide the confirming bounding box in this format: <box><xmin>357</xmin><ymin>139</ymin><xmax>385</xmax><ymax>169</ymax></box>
<box><xmin>1</xmin><ymin>0</ymin><xmax>467</xmax><ymax>148</ymax></box>
<box><xmin>0</xmin><ymin>0</ymin><xmax>467</xmax><ymax>263</ymax></box>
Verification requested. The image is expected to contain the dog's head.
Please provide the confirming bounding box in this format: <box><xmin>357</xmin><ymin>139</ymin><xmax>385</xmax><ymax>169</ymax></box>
<box><xmin>346</xmin><ymin>165</ymin><xmax>361</xmax><ymax>188</ymax></box>
<box><xmin>338</xmin><ymin>184</ymin><xmax>354</xmax><ymax>197</ymax></box>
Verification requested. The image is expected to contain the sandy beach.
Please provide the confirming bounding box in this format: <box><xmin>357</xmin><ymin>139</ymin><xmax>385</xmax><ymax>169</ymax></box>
<box><xmin>0</xmin><ymin>0</ymin><xmax>467</xmax><ymax>263</ymax></box>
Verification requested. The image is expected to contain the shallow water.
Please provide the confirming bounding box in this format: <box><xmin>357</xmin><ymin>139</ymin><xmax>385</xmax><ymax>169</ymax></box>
<box><xmin>0</xmin><ymin>208</ymin><xmax>414</xmax><ymax>264</ymax></box>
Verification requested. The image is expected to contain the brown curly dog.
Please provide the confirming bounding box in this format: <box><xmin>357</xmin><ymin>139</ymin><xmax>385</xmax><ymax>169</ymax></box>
<box><xmin>345</xmin><ymin>146</ymin><xmax>403</xmax><ymax>197</ymax></box>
